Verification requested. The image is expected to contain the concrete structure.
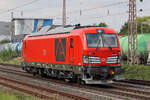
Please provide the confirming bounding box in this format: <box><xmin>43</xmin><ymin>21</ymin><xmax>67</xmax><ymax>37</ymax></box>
<box><xmin>11</xmin><ymin>18</ymin><xmax>53</xmax><ymax>42</ymax></box>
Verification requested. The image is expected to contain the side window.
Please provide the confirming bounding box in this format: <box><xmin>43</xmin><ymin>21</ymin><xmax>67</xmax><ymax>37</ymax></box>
<box><xmin>71</xmin><ymin>38</ymin><xmax>73</xmax><ymax>48</ymax></box>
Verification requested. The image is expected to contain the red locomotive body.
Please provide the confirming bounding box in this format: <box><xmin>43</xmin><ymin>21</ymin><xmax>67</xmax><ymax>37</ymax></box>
<box><xmin>22</xmin><ymin>26</ymin><xmax>123</xmax><ymax>84</ymax></box>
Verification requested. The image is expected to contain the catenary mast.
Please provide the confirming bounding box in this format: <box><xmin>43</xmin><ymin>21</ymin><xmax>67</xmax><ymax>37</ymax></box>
<box><xmin>128</xmin><ymin>0</ymin><xmax>138</xmax><ymax>64</ymax></box>
<box><xmin>62</xmin><ymin>0</ymin><xmax>66</xmax><ymax>26</ymax></box>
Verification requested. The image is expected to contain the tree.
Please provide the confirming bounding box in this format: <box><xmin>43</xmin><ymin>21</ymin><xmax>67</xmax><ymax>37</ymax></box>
<box><xmin>120</xmin><ymin>16</ymin><xmax>150</xmax><ymax>34</ymax></box>
<box><xmin>120</xmin><ymin>22</ymin><xmax>128</xmax><ymax>34</ymax></box>
<box><xmin>0</xmin><ymin>39</ymin><xmax>10</xmax><ymax>44</ymax></box>
<box><xmin>98</xmin><ymin>22</ymin><xmax>107</xmax><ymax>27</ymax></box>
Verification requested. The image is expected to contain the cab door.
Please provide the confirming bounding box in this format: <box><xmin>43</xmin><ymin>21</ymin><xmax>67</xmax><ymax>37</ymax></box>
<box><xmin>69</xmin><ymin>37</ymin><xmax>74</xmax><ymax>63</ymax></box>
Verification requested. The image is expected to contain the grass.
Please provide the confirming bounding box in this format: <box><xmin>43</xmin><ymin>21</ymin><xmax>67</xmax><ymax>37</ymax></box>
<box><xmin>122</xmin><ymin>64</ymin><xmax>150</xmax><ymax>80</ymax></box>
<box><xmin>0</xmin><ymin>57</ymin><xmax>21</xmax><ymax>65</ymax></box>
<box><xmin>0</xmin><ymin>87</ymin><xmax>43</xmax><ymax>100</ymax></box>
<box><xmin>0</xmin><ymin>48</ymin><xmax>21</xmax><ymax>65</ymax></box>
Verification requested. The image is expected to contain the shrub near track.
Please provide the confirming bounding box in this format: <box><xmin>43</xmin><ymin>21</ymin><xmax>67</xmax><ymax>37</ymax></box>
<box><xmin>123</xmin><ymin>64</ymin><xmax>150</xmax><ymax>80</ymax></box>
<box><xmin>0</xmin><ymin>57</ymin><xmax>21</xmax><ymax>65</ymax></box>
<box><xmin>0</xmin><ymin>47</ymin><xmax>18</xmax><ymax>61</ymax></box>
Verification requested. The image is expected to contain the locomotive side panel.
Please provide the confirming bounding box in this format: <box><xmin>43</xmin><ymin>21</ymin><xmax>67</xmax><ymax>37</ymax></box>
<box><xmin>23</xmin><ymin>35</ymin><xmax>82</xmax><ymax>65</ymax></box>
<box><xmin>23</xmin><ymin>36</ymin><xmax>55</xmax><ymax>63</ymax></box>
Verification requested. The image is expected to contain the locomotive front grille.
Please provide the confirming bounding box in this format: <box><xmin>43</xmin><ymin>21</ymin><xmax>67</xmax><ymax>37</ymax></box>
<box><xmin>88</xmin><ymin>56</ymin><xmax>100</xmax><ymax>64</ymax></box>
<box><xmin>83</xmin><ymin>55</ymin><xmax>100</xmax><ymax>64</ymax></box>
<box><xmin>107</xmin><ymin>56</ymin><xmax>119</xmax><ymax>64</ymax></box>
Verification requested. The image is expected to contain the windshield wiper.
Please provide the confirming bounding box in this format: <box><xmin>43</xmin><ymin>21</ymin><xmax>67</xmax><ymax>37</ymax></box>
<box><xmin>96</xmin><ymin>29</ymin><xmax>104</xmax><ymax>51</ymax></box>
<box><xmin>96</xmin><ymin>38</ymin><xmax>101</xmax><ymax>51</ymax></box>
<box><xmin>96</xmin><ymin>34</ymin><xmax>103</xmax><ymax>51</ymax></box>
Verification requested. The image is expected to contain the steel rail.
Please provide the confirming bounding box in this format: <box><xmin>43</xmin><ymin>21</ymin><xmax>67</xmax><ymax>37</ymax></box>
<box><xmin>1</xmin><ymin>64</ymin><xmax>150</xmax><ymax>100</ymax></box>
<box><xmin>0</xmin><ymin>76</ymin><xmax>90</xmax><ymax>100</ymax></box>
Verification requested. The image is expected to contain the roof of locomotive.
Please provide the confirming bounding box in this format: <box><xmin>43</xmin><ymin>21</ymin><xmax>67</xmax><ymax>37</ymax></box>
<box><xmin>29</xmin><ymin>25</ymin><xmax>74</xmax><ymax>37</ymax></box>
<box><xmin>29</xmin><ymin>25</ymin><xmax>116</xmax><ymax>37</ymax></box>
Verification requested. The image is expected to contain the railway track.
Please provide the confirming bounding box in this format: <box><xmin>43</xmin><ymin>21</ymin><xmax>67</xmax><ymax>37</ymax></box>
<box><xmin>0</xmin><ymin>76</ymin><xmax>90</xmax><ymax>100</ymax></box>
<box><xmin>0</xmin><ymin>76</ymin><xmax>54</xmax><ymax>100</ymax></box>
<box><xmin>0</xmin><ymin>64</ymin><xmax>150</xmax><ymax>100</ymax></box>
<box><xmin>0</xmin><ymin>65</ymin><xmax>90</xmax><ymax>100</ymax></box>
<box><xmin>115</xmin><ymin>79</ymin><xmax>150</xmax><ymax>86</ymax></box>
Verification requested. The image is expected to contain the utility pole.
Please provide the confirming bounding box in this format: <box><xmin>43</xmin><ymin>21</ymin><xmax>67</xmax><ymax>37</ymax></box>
<box><xmin>128</xmin><ymin>0</ymin><xmax>138</xmax><ymax>64</ymax></box>
<box><xmin>21</xmin><ymin>10</ymin><xmax>23</xmax><ymax>18</ymax></box>
<box><xmin>62</xmin><ymin>0</ymin><xmax>66</xmax><ymax>26</ymax></box>
<box><xmin>10</xmin><ymin>12</ymin><xmax>14</xmax><ymax>42</ymax></box>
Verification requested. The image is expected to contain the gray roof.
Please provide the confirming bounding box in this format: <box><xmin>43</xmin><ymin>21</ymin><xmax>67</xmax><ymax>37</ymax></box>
<box><xmin>29</xmin><ymin>26</ymin><xmax>75</xmax><ymax>37</ymax></box>
<box><xmin>12</xmin><ymin>18</ymin><xmax>53</xmax><ymax>21</ymax></box>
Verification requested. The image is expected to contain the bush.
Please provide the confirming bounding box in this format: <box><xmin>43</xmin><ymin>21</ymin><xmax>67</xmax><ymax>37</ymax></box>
<box><xmin>122</xmin><ymin>64</ymin><xmax>150</xmax><ymax>80</ymax></box>
<box><xmin>0</xmin><ymin>47</ymin><xmax>18</xmax><ymax>61</ymax></box>
<box><xmin>0</xmin><ymin>40</ymin><xmax>10</xmax><ymax>44</ymax></box>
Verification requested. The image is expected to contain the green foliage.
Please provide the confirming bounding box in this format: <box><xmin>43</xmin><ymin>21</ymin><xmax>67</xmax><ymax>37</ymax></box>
<box><xmin>0</xmin><ymin>57</ymin><xmax>21</xmax><ymax>65</ymax></box>
<box><xmin>0</xmin><ymin>40</ymin><xmax>10</xmax><ymax>44</ymax></box>
<box><xmin>0</xmin><ymin>89</ymin><xmax>43</xmax><ymax>100</ymax></box>
<box><xmin>0</xmin><ymin>47</ymin><xmax>18</xmax><ymax>61</ymax></box>
<box><xmin>137</xmin><ymin>16</ymin><xmax>150</xmax><ymax>22</ymax></box>
<box><xmin>119</xmin><ymin>22</ymin><xmax>128</xmax><ymax>34</ymax></box>
<box><xmin>122</xmin><ymin>64</ymin><xmax>150</xmax><ymax>80</ymax></box>
<box><xmin>120</xmin><ymin>16</ymin><xmax>150</xmax><ymax>34</ymax></box>
<box><xmin>137</xmin><ymin>21</ymin><xmax>150</xmax><ymax>33</ymax></box>
<box><xmin>98</xmin><ymin>22</ymin><xmax>107</xmax><ymax>27</ymax></box>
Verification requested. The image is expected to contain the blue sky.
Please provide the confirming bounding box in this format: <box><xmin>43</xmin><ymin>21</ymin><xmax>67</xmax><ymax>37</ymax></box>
<box><xmin>0</xmin><ymin>0</ymin><xmax>150</xmax><ymax>32</ymax></box>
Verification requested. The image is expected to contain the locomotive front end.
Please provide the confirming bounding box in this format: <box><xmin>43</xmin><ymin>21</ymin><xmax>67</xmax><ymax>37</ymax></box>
<box><xmin>81</xmin><ymin>28</ymin><xmax>123</xmax><ymax>84</ymax></box>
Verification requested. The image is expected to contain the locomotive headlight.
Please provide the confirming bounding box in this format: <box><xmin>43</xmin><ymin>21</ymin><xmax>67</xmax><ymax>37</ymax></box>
<box><xmin>82</xmin><ymin>55</ymin><xmax>100</xmax><ymax>64</ymax></box>
<box><xmin>107</xmin><ymin>56</ymin><xmax>119</xmax><ymax>64</ymax></box>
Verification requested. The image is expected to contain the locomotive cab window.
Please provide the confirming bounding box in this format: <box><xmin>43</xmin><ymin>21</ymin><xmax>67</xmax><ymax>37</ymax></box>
<box><xmin>70</xmin><ymin>38</ymin><xmax>73</xmax><ymax>48</ymax></box>
<box><xmin>86</xmin><ymin>33</ymin><xmax>118</xmax><ymax>48</ymax></box>
<box><xmin>86</xmin><ymin>33</ymin><xmax>103</xmax><ymax>48</ymax></box>
<box><xmin>102</xmin><ymin>34</ymin><xmax>118</xmax><ymax>48</ymax></box>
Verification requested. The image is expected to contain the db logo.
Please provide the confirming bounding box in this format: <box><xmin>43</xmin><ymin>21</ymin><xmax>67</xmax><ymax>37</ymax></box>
<box><xmin>101</xmin><ymin>58</ymin><xmax>106</xmax><ymax>62</ymax></box>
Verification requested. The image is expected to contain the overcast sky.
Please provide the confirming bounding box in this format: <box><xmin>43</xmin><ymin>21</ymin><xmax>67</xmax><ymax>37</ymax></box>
<box><xmin>0</xmin><ymin>0</ymin><xmax>150</xmax><ymax>32</ymax></box>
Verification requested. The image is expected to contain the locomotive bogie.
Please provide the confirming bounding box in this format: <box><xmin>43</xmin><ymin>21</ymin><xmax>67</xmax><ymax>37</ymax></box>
<box><xmin>22</xmin><ymin>61</ymin><xmax>122</xmax><ymax>84</ymax></box>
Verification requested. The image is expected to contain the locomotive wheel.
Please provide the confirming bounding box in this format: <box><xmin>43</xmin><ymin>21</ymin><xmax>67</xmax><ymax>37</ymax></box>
<box><xmin>77</xmin><ymin>75</ymin><xmax>85</xmax><ymax>85</ymax></box>
<box><xmin>39</xmin><ymin>68</ymin><xmax>45</xmax><ymax>77</ymax></box>
<box><xmin>65</xmin><ymin>78</ymin><xmax>71</xmax><ymax>82</ymax></box>
<box><xmin>77</xmin><ymin>79</ymin><xmax>85</xmax><ymax>85</ymax></box>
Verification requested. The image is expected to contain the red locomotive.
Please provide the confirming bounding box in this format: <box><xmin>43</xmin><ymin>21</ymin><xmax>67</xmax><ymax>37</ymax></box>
<box><xmin>22</xmin><ymin>25</ymin><xmax>123</xmax><ymax>84</ymax></box>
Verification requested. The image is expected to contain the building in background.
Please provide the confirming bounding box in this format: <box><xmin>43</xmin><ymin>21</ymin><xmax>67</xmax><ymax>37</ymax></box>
<box><xmin>0</xmin><ymin>18</ymin><xmax>53</xmax><ymax>55</ymax></box>
<box><xmin>11</xmin><ymin>18</ymin><xmax>53</xmax><ymax>42</ymax></box>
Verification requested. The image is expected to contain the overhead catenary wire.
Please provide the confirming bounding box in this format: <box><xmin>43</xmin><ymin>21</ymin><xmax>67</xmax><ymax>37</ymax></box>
<box><xmin>67</xmin><ymin>11</ymin><xmax>128</xmax><ymax>25</ymax></box>
<box><xmin>51</xmin><ymin>1</ymin><xmax>128</xmax><ymax>18</ymax></box>
<box><xmin>67</xmin><ymin>7</ymin><xmax>150</xmax><ymax>25</ymax></box>
<box><xmin>0</xmin><ymin>0</ymin><xmax>41</xmax><ymax>15</ymax></box>
<box><xmin>0</xmin><ymin>0</ymin><xmax>150</xmax><ymax>28</ymax></box>
<box><xmin>0</xmin><ymin>0</ymin><xmax>128</xmax><ymax>20</ymax></box>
